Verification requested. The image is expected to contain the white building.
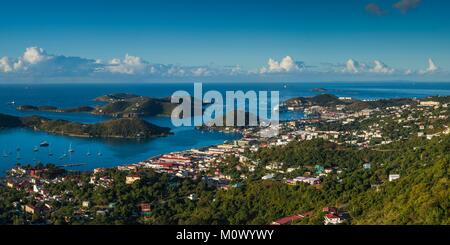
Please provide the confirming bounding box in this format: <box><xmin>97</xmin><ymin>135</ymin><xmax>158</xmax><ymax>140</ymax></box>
<box><xmin>389</xmin><ymin>174</ymin><xmax>400</xmax><ymax>182</ymax></box>
<box><xmin>420</xmin><ymin>101</ymin><xmax>440</xmax><ymax>107</ymax></box>
<box><xmin>324</xmin><ymin>214</ymin><xmax>344</xmax><ymax>225</ymax></box>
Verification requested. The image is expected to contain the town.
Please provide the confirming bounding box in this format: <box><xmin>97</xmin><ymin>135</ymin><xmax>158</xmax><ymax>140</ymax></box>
<box><xmin>1</xmin><ymin>94</ymin><xmax>449</xmax><ymax>225</ymax></box>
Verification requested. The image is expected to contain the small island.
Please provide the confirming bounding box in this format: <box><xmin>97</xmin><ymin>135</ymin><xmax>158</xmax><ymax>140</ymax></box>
<box><xmin>16</xmin><ymin>93</ymin><xmax>177</xmax><ymax>118</ymax></box>
<box><xmin>312</xmin><ymin>87</ymin><xmax>328</xmax><ymax>92</ymax></box>
<box><xmin>16</xmin><ymin>105</ymin><xmax>95</xmax><ymax>113</ymax></box>
<box><xmin>0</xmin><ymin>113</ymin><xmax>171</xmax><ymax>139</ymax></box>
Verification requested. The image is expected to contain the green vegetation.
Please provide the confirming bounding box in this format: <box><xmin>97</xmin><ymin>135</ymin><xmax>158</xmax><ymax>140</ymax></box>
<box><xmin>16</xmin><ymin>105</ymin><xmax>94</xmax><ymax>113</ymax></box>
<box><xmin>0</xmin><ymin>113</ymin><xmax>171</xmax><ymax>139</ymax></box>
<box><xmin>1</xmin><ymin>134</ymin><xmax>447</xmax><ymax>225</ymax></box>
<box><xmin>16</xmin><ymin>93</ymin><xmax>177</xmax><ymax>118</ymax></box>
<box><xmin>93</xmin><ymin>96</ymin><xmax>176</xmax><ymax>117</ymax></box>
<box><xmin>285</xmin><ymin>94</ymin><xmax>345</xmax><ymax>107</ymax></box>
<box><xmin>285</xmin><ymin>94</ymin><xmax>417</xmax><ymax>112</ymax></box>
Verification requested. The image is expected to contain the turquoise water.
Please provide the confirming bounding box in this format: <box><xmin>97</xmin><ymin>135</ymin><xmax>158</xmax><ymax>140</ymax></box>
<box><xmin>1</xmin><ymin>82</ymin><xmax>450</xmax><ymax>174</ymax></box>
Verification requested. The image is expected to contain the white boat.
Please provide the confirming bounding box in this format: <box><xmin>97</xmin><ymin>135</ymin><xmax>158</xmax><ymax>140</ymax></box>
<box><xmin>68</xmin><ymin>143</ymin><xmax>75</xmax><ymax>153</ymax></box>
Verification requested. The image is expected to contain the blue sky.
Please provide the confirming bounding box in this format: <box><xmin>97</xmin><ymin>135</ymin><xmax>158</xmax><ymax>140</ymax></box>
<box><xmin>0</xmin><ymin>0</ymin><xmax>449</xmax><ymax>82</ymax></box>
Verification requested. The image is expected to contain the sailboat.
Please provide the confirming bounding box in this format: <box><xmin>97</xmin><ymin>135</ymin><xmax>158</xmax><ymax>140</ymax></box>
<box><xmin>40</xmin><ymin>141</ymin><xmax>50</xmax><ymax>147</ymax></box>
<box><xmin>2</xmin><ymin>150</ymin><xmax>8</xmax><ymax>158</ymax></box>
<box><xmin>97</xmin><ymin>151</ymin><xmax>103</xmax><ymax>156</ymax></box>
<box><xmin>68</xmin><ymin>143</ymin><xmax>75</xmax><ymax>153</ymax></box>
<box><xmin>86</xmin><ymin>149</ymin><xmax>91</xmax><ymax>156</ymax></box>
<box><xmin>33</xmin><ymin>146</ymin><xmax>39</xmax><ymax>152</ymax></box>
<box><xmin>48</xmin><ymin>149</ymin><xmax>53</xmax><ymax>157</ymax></box>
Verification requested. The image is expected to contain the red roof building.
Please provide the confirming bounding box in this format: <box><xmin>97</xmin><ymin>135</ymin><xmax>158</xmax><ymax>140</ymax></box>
<box><xmin>271</xmin><ymin>215</ymin><xmax>303</xmax><ymax>225</ymax></box>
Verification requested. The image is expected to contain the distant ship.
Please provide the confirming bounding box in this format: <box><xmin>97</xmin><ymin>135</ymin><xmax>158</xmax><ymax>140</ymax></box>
<box><xmin>33</xmin><ymin>146</ymin><xmax>39</xmax><ymax>152</ymax></box>
<box><xmin>40</xmin><ymin>141</ymin><xmax>50</xmax><ymax>147</ymax></box>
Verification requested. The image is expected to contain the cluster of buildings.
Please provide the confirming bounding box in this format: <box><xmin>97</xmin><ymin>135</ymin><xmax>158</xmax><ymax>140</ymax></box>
<box><xmin>5</xmin><ymin>166</ymin><xmax>68</xmax><ymax>218</ymax></box>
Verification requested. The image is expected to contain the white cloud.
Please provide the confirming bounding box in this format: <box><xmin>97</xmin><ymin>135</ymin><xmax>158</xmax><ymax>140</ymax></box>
<box><xmin>420</xmin><ymin>58</ymin><xmax>439</xmax><ymax>75</ymax></box>
<box><xmin>0</xmin><ymin>47</ymin><xmax>446</xmax><ymax>82</ymax></box>
<box><xmin>0</xmin><ymin>57</ymin><xmax>13</xmax><ymax>73</ymax></box>
<box><xmin>0</xmin><ymin>47</ymin><xmax>52</xmax><ymax>73</ymax></box>
<box><xmin>343</xmin><ymin>59</ymin><xmax>364</xmax><ymax>74</ymax></box>
<box><xmin>105</xmin><ymin>54</ymin><xmax>147</xmax><ymax>75</ymax></box>
<box><xmin>343</xmin><ymin>59</ymin><xmax>396</xmax><ymax>75</ymax></box>
<box><xmin>260</xmin><ymin>56</ymin><xmax>302</xmax><ymax>74</ymax></box>
<box><xmin>13</xmin><ymin>59</ymin><xmax>25</xmax><ymax>71</ymax></box>
<box><xmin>0</xmin><ymin>47</ymin><xmax>100</xmax><ymax>76</ymax></box>
<box><xmin>22</xmin><ymin>47</ymin><xmax>50</xmax><ymax>64</ymax></box>
<box><xmin>370</xmin><ymin>60</ymin><xmax>395</xmax><ymax>74</ymax></box>
<box><xmin>404</xmin><ymin>69</ymin><xmax>413</xmax><ymax>75</ymax></box>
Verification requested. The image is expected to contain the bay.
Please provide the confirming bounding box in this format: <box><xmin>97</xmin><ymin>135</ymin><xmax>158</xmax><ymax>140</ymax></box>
<box><xmin>1</xmin><ymin>81</ymin><xmax>450</xmax><ymax>175</ymax></box>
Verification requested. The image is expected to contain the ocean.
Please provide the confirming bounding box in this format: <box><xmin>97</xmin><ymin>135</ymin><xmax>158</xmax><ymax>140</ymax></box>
<box><xmin>1</xmin><ymin>81</ymin><xmax>450</xmax><ymax>175</ymax></box>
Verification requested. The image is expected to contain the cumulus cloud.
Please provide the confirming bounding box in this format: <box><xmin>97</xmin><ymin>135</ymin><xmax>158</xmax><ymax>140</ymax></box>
<box><xmin>105</xmin><ymin>54</ymin><xmax>147</xmax><ymax>75</ymax></box>
<box><xmin>0</xmin><ymin>47</ymin><xmax>446</xmax><ymax>82</ymax></box>
<box><xmin>420</xmin><ymin>58</ymin><xmax>439</xmax><ymax>75</ymax></box>
<box><xmin>343</xmin><ymin>59</ymin><xmax>365</xmax><ymax>74</ymax></box>
<box><xmin>370</xmin><ymin>60</ymin><xmax>395</xmax><ymax>74</ymax></box>
<box><xmin>365</xmin><ymin>3</ymin><xmax>387</xmax><ymax>16</ymax></box>
<box><xmin>260</xmin><ymin>56</ymin><xmax>303</xmax><ymax>74</ymax></box>
<box><xmin>22</xmin><ymin>47</ymin><xmax>49</xmax><ymax>64</ymax></box>
<box><xmin>342</xmin><ymin>59</ymin><xmax>397</xmax><ymax>75</ymax></box>
<box><xmin>0</xmin><ymin>57</ymin><xmax>13</xmax><ymax>73</ymax></box>
<box><xmin>0</xmin><ymin>46</ymin><xmax>101</xmax><ymax>76</ymax></box>
<box><xmin>394</xmin><ymin>0</ymin><xmax>422</xmax><ymax>13</ymax></box>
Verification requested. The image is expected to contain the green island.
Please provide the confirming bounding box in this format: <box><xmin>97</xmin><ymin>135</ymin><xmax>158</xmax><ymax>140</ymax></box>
<box><xmin>0</xmin><ymin>113</ymin><xmax>171</xmax><ymax>139</ymax></box>
<box><xmin>16</xmin><ymin>93</ymin><xmax>180</xmax><ymax>118</ymax></box>
<box><xmin>16</xmin><ymin>105</ymin><xmax>95</xmax><ymax>113</ymax></box>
